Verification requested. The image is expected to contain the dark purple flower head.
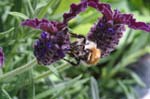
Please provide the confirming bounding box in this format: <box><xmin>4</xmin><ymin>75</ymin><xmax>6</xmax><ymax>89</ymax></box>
<box><xmin>22</xmin><ymin>19</ymin><xmax>70</xmax><ymax>65</ymax></box>
<box><xmin>64</xmin><ymin>0</ymin><xmax>150</xmax><ymax>57</ymax></box>
<box><xmin>0</xmin><ymin>47</ymin><xmax>4</xmax><ymax>67</ymax></box>
<box><xmin>88</xmin><ymin>16</ymin><xmax>125</xmax><ymax>57</ymax></box>
<box><xmin>88</xmin><ymin>2</ymin><xmax>150</xmax><ymax>57</ymax></box>
<box><xmin>34</xmin><ymin>30</ymin><xmax>70</xmax><ymax>65</ymax></box>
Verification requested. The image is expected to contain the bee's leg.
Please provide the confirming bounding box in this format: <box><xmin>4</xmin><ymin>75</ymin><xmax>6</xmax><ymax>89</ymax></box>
<box><xmin>70</xmin><ymin>32</ymin><xmax>85</xmax><ymax>39</ymax></box>
<box><xmin>63</xmin><ymin>58</ymin><xmax>80</xmax><ymax>66</ymax></box>
<box><xmin>70</xmin><ymin>32</ymin><xmax>86</xmax><ymax>46</ymax></box>
<box><xmin>75</xmin><ymin>58</ymin><xmax>81</xmax><ymax>65</ymax></box>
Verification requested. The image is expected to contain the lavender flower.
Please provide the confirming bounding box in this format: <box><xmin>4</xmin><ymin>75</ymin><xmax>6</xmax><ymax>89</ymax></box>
<box><xmin>22</xmin><ymin>19</ymin><xmax>70</xmax><ymax>65</ymax></box>
<box><xmin>88</xmin><ymin>1</ymin><xmax>150</xmax><ymax>57</ymax></box>
<box><xmin>64</xmin><ymin>0</ymin><xmax>150</xmax><ymax>57</ymax></box>
<box><xmin>0</xmin><ymin>47</ymin><xmax>4</xmax><ymax>67</ymax></box>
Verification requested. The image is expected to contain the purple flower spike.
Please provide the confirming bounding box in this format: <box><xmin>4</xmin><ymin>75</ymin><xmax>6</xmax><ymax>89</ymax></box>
<box><xmin>0</xmin><ymin>48</ymin><xmax>4</xmax><ymax>67</ymax></box>
<box><xmin>85</xmin><ymin>1</ymin><xmax>150</xmax><ymax>57</ymax></box>
<box><xmin>88</xmin><ymin>17</ymin><xmax>125</xmax><ymax>57</ymax></box>
<box><xmin>34</xmin><ymin>30</ymin><xmax>70</xmax><ymax>65</ymax></box>
<box><xmin>22</xmin><ymin>19</ymin><xmax>70</xmax><ymax>65</ymax></box>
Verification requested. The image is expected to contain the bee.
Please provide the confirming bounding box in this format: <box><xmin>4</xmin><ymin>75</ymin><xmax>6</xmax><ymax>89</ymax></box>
<box><xmin>64</xmin><ymin>33</ymin><xmax>101</xmax><ymax>66</ymax></box>
<box><xmin>86</xmin><ymin>45</ymin><xmax>101</xmax><ymax>65</ymax></box>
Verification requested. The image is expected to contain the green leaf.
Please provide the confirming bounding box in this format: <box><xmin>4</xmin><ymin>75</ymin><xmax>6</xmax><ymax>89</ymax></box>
<box><xmin>27</xmin><ymin>0</ymin><xmax>34</xmax><ymax>15</ymax></box>
<box><xmin>9</xmin><ymin>12</ymin><xmax>29</xmax><ymax>19</ymax></box>
<box><xmin>117</xmin><ymin>80</ymin><xmax>135</xmax><ymax>99</ymax></box>
<box><xmin>0</xmin><ymin>59</ymin><xmax>36</xmax><ymax>82</ymax></box>
<box><xmin>48</xmin><ymin>65</ymin><xmax>62</xmax><ymax>80</ymax></box>
<box><xmin>90</xmin><ymin>77</ymin><xmax>100</xmax><ymax>99</ymax></box>
<box><xmin>128</xmin><ymin>70</ymin><xmax>146</xmax><ymax>87</ymax></box>
<box><xmin>0</xmin><ymin>27</ymin><xmax>15</xmax><ymax>38</ymax></box>
<box><xmin>0</xmin><ymin>27</ymin><xmax>14</xmax><ymax>34</ymax></box>
<box><xmin>35</xmin><ymin>75</ymin><xmax>83</xmax><ymax>99</ymax></box>
<box><xmin>54</xmin><ymin>0</ymin><xmax>79</xmax><ymax>15</ymax></box>
<box><xmin>1</xmin><ymin>87</ymin><xmax>12</xmax><ymax>99</ymax></box>
<box><xmin>37</xmin><ymin>0</ymin><xmax>53</xmax><ymax>18</ymax></box>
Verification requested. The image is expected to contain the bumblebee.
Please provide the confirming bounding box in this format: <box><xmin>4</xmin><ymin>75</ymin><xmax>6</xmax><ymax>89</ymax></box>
<box><xmin>64</xmin><ymin>33</ymin><xmax>101</xmax><ymax>66</ymax></box>
<box><xmin>86</xmin><ymin>46</ymin><xmax>101</xmax><ymax>65</ymax></box>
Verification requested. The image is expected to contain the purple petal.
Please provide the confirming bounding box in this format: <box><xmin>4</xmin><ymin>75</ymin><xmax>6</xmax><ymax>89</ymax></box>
<box><xmin>113</xmin><ymin>10</ymin><xmax>150</xmax><ymax>32</ymax></box>
<box><xmin>63</xmin><ymin>0</ymin><xmax>113</xmax><ymax>24</ymax></box>
<box><xmin>22</xmin><ymin>18</ymin><xmax>65</xmax><ymax>33</ymax></box>
<box><xmin>63</xmin><ymin>1</ymin><xmax>88</xmax><ymax>24</ymax></box>
<box><xmin>88</xmin><ymin>2</ymin><xmax>113</xmax><ymax>20</ymax></box>
<box><xmin>81</xmin><ymin>0</ymin><xmax>99</xmax><ymax>2</ymax></box>
<box><xmin>0</xmin><ymin>48</ymin><xmax>4</xmax><ymax>67</ymax></box>
<box><xmin>22</xmin><ymin>18</ymin><xmax>48</xmax><ymax>28</ymax></box>
<box><xmin>129</xmin><ymin>21</ymin><xmax>150</xmax><ymax>32</ymax></box>
<box><xmin>41</xmin><ymin>32</ymin><xmax>47</xmax><ymax>39</ymax></box>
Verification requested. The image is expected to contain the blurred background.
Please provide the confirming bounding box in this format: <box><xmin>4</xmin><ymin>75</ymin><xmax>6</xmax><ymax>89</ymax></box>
<box><xmin>0</xmin><ymin>0</ymin><xmax>150</xmax><ymax>99</ymax></box>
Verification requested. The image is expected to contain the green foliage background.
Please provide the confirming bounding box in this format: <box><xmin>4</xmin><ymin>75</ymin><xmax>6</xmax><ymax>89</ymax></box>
<box><xmin>0</xmin><ymin>0</ymin><xmax>150</xmax><ymax>99</ymax></box>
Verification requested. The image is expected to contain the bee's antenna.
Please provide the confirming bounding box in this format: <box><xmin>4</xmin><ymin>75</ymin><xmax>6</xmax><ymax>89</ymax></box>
<box><xmin>70</xmin><ymin>32</ymin><xmax>85</xmax><ymax>38</ymax></box>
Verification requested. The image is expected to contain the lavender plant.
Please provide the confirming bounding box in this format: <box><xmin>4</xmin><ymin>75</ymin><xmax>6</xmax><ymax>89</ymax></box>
<box><xmin>0</xmin><ymin>0</ymin><xmax>150</xmax><ymax>99</ymax></box>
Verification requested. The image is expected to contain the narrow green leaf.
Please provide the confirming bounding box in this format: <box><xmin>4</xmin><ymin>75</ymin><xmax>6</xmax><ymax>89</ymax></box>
<box><xmin>0</xmin><ymin>27</ymin><xmax>15</xmax><ymax>39</ymax></box>
<box><xmin>128</xmin><ymin>70</ymin><xmax>146</xmax><ymax>87</ymax></box>
<box><xmin>37</xmin><ymin>0</ymin><xmax>53</xmax><ymax>18</ymax></box>
<box><xmin>90</xmin><ymin>77</ymin><xmax>100</xmax><ymax>99</ymax></box>
<box><xmin>53</xmin><ymin>0</ymin><xmax>79</xmax><ymax>15</ymax></box>
<box><xmin>48</xmin><ymin>65</ymin><xmax>62</xmax><ymax>80</ymax></box>
<box><xmin>27</xmin><ymin>0</ymin><xmax>34</xmax><ymax>15</ymax></box>
<box><xmin>9</xmin><ymin>12</ymin><xmax>29</xmax><ymax>19</ymax></box>
<box><xmin>118</xmin><ymin>80</ymin><xmax>134</xmax><ymax>99</ymax></box>
<box><xmin>35</xmin><ymin>75</ymin><xmax>83</xmax><ymax>99</ymax></box>
<box><xmin>1</xmin><ymin>87</ymin><xmax>12</xmax><ymax>99</ymax></box>
<box><xmin>0</xmin><ymin>59</ymin><xmax>36</xmax><ymax>82</ymax></box>
<box><xmin>0</xmin><ymin>27</ymin><xmax>14</xmax><ymax>34</ymax></box>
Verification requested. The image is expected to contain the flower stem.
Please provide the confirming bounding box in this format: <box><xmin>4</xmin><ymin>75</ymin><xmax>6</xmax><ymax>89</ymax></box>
<box><xmin>0</xmin><ymin>59</ymin><xmax>37</xmax><ymax>82</ymax></box>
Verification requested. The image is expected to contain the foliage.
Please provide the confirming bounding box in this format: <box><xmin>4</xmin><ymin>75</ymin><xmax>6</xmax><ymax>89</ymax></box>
<box><xmin>0</xmin><ymin>0</ymin><xmax>150</xmax><ymax>99</ymax></box>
